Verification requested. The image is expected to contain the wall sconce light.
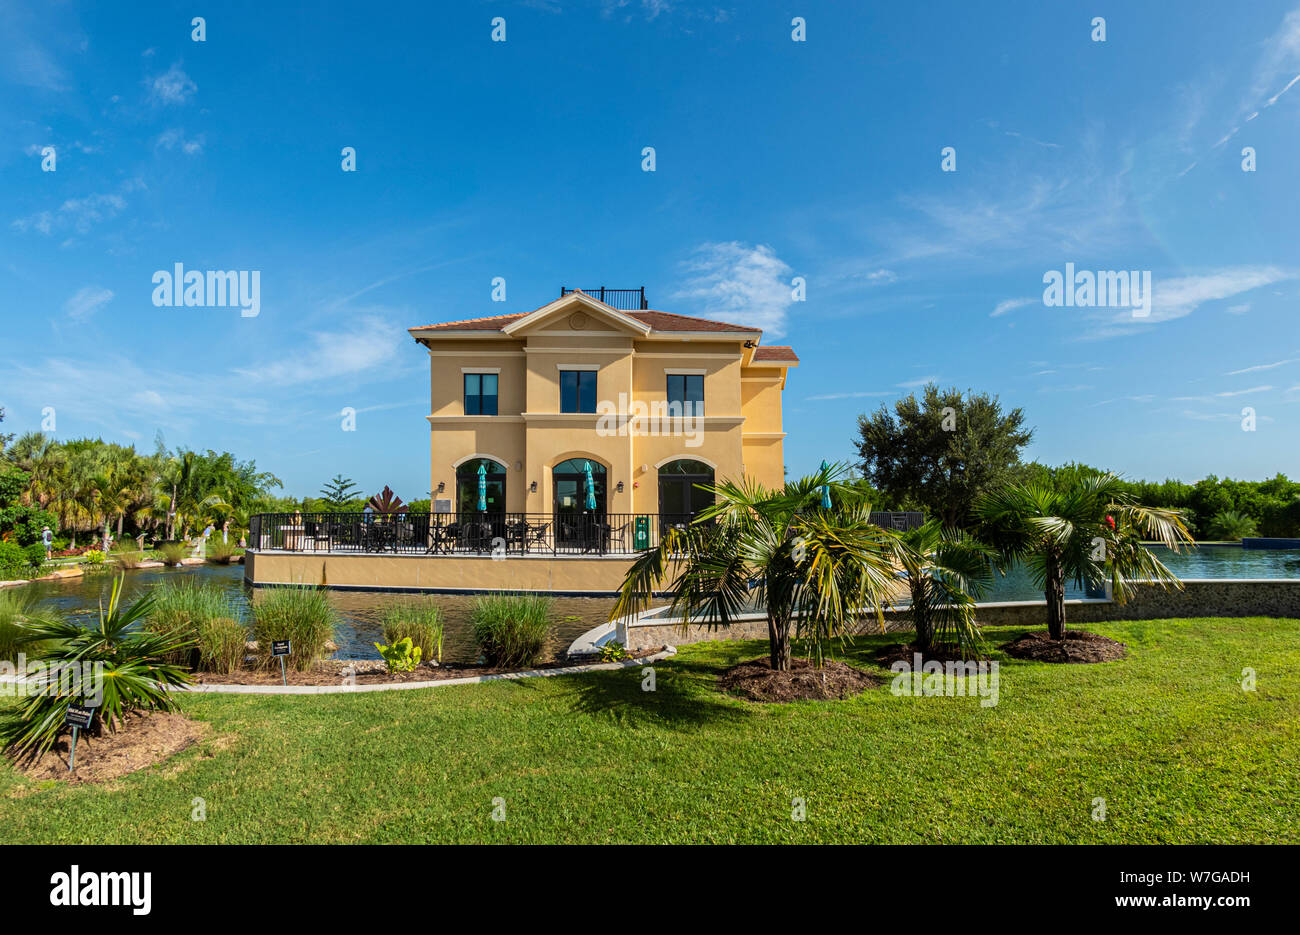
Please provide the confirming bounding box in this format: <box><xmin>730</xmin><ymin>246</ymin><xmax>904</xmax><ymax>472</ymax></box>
<box><xmin>436</xmin><ymin>481</ymin><xmax>445</xmax><ymax>493</ymax></box>
<box><xmin>639</xmin><ymin>464</ymin><xmax>648</xmax><ymax>474</ymax></box>
<box><xmin>616</xmin><ymin>481</ymin><xmax>624</xmax><ymax>493</ymax></box>
<box><xmin>530</xmin><ymin>481</ymin><xmax>538</xmax><ymax>493</ymax></box>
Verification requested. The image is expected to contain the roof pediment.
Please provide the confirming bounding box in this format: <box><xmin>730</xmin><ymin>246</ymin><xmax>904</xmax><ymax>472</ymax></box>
<box><xmin>501</xmin><ymin>291</ymin><xmax>652</xmax><ymax>337</ymax></box>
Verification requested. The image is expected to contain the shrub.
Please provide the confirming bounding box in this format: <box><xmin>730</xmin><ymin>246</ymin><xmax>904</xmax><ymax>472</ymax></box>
<box><xmin>380</xmin><ymin>597</ymin><xmax>444</xmax><ymax>663</ymax></box>
<box><xmin>23</xmin><ymin>543</ymin><xmax>47</xmax><ymax>570</ymax></box>
<box><xmin>0</xmin><ymin>541</ymin><xmax>26</xmax><ymax>578</ymax></box>
<box><xmin>599</xmin><ymin>639</ymin><xmax>629</xmax><ymax>662</ymax></box>
<box><xmin>205</xmin><ymin>538</ymin><xmax>239</xmax><ymax>564</ymax></box>
<box><xmin>158</xmin><ymin>542</ymin><xmax>189</xmax><ymax>566</ymax></box>
<box><xmin>374</xmin><ymin>636</ymin><xmax>422</xmax><ymax>673</ymax></box>
<box><xmin>0</xmin><ymin>576</ymin><xmax>194</xmax><ymax>760</ymax></box>
<box><xmin>1207</xmin><ymin>510</ymin><xmax>1257</xmax><ymax>541</ymax></box>
<box><xmin>111</xmin><ymin>544</ymin><xmax>143</xmax><ymax>570</ymax></box>
<box><xmin>471</xmin><ymin>592</ymin><xmax>553</xmax><ymax>668</ymax></box>
<box><xmin>83</xmin><ymin>549</ymin><xmax>106</xmax><ymax>565</ymax></box>
<box><xmin>148</xmin><ymin>580</ymin><xmax>242</xmax><ymax>668</ymax></box>
<box><xmin>197</xmin><ymin>616</ymin><xmax>249</xmax><ymax>674</ymax></box>
<box><xmin>252</xmin><ymin>586</ymin><xmax>337</xmax><ymax>672</ymax></box>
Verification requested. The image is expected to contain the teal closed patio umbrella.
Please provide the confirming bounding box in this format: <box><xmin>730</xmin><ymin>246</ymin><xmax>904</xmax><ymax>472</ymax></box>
<box><xmin>476</xmin><ymin>463</ymin><xmax>487</xmax><ymax>512</ymax></box>
<box><xmin>819</xmin><ymin>460</ymin><xmax>832</xmax><ymax>510</ymax></box>
<box><xmin>583</xmin><ymin>461</ymin><xmax>597</xmax><ymax>511</ymax></box>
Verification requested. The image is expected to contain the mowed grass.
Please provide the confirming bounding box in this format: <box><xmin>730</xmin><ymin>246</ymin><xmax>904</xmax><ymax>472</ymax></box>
<box><xmin>1</xmin><ymin>617</ymin><xmax>1296</xmax><ymax>844</ymax></box>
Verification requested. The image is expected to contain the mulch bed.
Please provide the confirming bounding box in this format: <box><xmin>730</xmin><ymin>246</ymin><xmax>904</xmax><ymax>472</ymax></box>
<box><xmin>876</xmin><ymin>643</ymin><xmax>988</xmax><ymax>667</ymax></box>
<box><xmin>1001</xmin><ymin>629</ymin><xmax>1128</xmax><ymax>664</ymax></box>
<box><xmin>9</xmin><ymin>712</ymin><xmax>207</xmax><ymax>783</ymax></box>
<box><xmin>194</xmin><ymin>649</ymin><xmax>663</xmax><ymax>687</ymax></box>
<box><xmin>717</xmin><ymin>657</ymin><xmax>880</xmax><ymax>703</ymax></box>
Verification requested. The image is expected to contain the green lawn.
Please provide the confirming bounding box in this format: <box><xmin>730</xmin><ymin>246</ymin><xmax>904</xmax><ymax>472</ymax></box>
<box><xmin>2</xmin><ymin>617</ymin><xmax>1296</xmax><ymax>844</ymax></box>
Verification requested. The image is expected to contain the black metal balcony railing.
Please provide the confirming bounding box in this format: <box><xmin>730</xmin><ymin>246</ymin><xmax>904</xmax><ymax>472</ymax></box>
<box><xmin>247</xmin><ymin>510</ymin><xmax>925</xmax><ymax>557</ymax></box>
<box><xmin>559</xmin><ymin>286</ymin><xmax>649</xmax><ymax>310</ymax></box>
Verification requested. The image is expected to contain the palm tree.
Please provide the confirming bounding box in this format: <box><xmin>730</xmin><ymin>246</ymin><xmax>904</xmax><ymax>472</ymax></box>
<box><xmin>611</xmin><ymin>464</ymin><xmax>898</xmax><ymax>671</ymax></box>
<box><xmin>976</xmin><ymin>471</ymin><xmax>1194</xmax><ymax>640</ymax></box>
<box><xmin>886</xmin><ymin>520</ymin><xmax>994</xmax><ymax>655</ymax></box>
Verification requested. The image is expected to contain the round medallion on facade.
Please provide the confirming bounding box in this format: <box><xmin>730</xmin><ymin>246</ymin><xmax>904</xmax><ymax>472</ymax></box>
<box><xmin>568</xmin><ymin>311</ymin><xmax>589</xmax><ymax>330</ymax></box>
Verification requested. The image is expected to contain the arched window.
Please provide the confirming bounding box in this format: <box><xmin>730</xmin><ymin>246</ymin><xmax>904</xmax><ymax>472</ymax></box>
<box><xmin>553</xmin><ymin>458</ymin><xmax>607</xmax><ymax>520</ymax></box>
<box><xmin>658</xmin><ymin>459</ymin><xmax>714</xmax><ymax>523</ymax></box>
<box><xmin>455</xmin><ymin>458</ymin><xmax>506</xmax><ymax>516</ymax></box>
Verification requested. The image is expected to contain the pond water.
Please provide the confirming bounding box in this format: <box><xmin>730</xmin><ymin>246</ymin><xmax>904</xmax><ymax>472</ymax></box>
<box><xmin>22</xmin><ymin>545</ymin><xmax>1300</xmax><ymax>658</ymax></box>
<box><xmin>22</xmin><ymin>565</ymin><xmax>613</xmax><ymax>663</ymax></box>
<box><xmin>985</xmin><ymin>545</ymin><xmax>1300</xmax><ymax>602</ymax></box>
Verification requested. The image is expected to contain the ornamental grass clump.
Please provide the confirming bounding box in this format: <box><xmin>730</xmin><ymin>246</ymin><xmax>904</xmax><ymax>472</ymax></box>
<box><xmin>205</xmin><ymin>539</ymin><xmax>239</xmax><ymax>565</ymax></box>
<box><xmin>380</xmin><ymin>597</ymin><xmax>444</xmax><ymax>663</ymax></box>
<box><xmin>252</xmin><ymin>585</ymin><xmax>338</xmax><ymax>672</ymax></box>
<box><xmin>471</xmin><ymin>592</ymin><xmax>553</xmax><ymax>668</ymax></box>
<box><xmin>158</xmin><ymin>543</ymin><xmax>189</xmax><ymax>566</ymax></box>
<box><xmin>147</xmin><ymin>580</ymin><xmax>243</xmax><ymax>669</ymax></box>
<box><xmin>0</xmin><ymin>588</ymin><xmax>52</xmax><ymax>662</ymax></box>
<box><xmin>197</xmin><ymin>617</ymin><xmax>249</xmax><ymax>674</ymax></box>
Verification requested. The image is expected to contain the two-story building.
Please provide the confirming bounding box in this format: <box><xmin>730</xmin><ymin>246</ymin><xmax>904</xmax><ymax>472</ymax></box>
<box><xmin>408</xmin><ymin>288</ymin><xmax>798</xmax><ymax>529</ymax></box>
<box><xmin>245</xmin><ymin>287</ymin><xmax>797</xmax><ymax>595</ymax></box>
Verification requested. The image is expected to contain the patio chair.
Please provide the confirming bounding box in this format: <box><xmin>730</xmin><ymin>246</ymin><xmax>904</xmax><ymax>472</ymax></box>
<box><xmin>605</xmin><ymin>520</ymin><xmax>631</xmax><ymax>553</ymax></box>
<box><xmin>524</xmin><ymin>522</ymin><xmax>550</xmax><ymax>553</ymax></box>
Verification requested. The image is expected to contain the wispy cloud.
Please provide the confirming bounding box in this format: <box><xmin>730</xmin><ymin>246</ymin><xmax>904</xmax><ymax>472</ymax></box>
<box><xmin>64</xmin><ymin>286</ymin><xmax>114</xmax><ymax>321</ymax></box>
<box><xmin>896</xmin><ymin>375</ymin><xmax>939</xmax><ymax>388</ymax></box>
<box><xmin>148</xmin><ymin>63</ymin><xmax>197</xmax><ymax>105</ymax></box>
<box><xmin>1215</xmin><ymin>385</ymin><xmax>1273</xmax><ymax>397</ymax></box>
<box><xmin>1085</xmin><ymin>267</ymin><xmax>1292</xmax><ymax>338</ymax></box>
<box><xmin>156</xmin><ymin>128</ymin><xmax>204</xmax><ymax>155</ymax></box>
<box><xmin>991</xmin><ymin>297</ymin><xmax>1035</xmax><ymax>318</ymax></box>
<box><xmin>235</xmin><ymin>315</ymin><xmax>406</xmax><ymax>386</ymax></box>
<box><xmin>676</xmin><ymin>241</ymin><xmax>794</xmax><ymax>338</ymax></box>
<box><xmin>13</xmin><ymin>192</ymin><xmax>127</xmax><ymax>236</ymax></box>
<box><xmin>1225</xmin><ymin>358</ymin><xmax>1297</xmax><ymax>376</ymax></box>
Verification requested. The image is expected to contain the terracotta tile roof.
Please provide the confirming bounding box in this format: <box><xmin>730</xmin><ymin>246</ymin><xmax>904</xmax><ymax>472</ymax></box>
<box><xmin>751</xmin><ymin>346</ymin><xmax>799</xmax><ymax>363</ymax></box>
<box><xmin>410</xmin><ymin>307</ymin><xmax>763</xmax><ymax>334</ymax></box>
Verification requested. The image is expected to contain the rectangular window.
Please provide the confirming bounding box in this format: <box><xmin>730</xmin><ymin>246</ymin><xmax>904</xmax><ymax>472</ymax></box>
<box><xmin>464</xmin><ymin>372</ymin><xmax>498</xmax><ymax>416</ymax></box>
<box><xmin>666</xmin><ymin>374</ymin><xmax>704</xmax><ymax>416</ymax></box>
<box><xmin>560</xmin><ymin>370</ymin><xmax>597</xmax><ymax>413</ymax></box>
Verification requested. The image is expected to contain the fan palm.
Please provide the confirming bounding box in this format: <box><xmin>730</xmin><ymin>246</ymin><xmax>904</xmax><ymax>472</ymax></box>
<box><xmin>1</xmin><ymin>576</ymin><xmax>195</xmax><ymax>758</ymax></box>
<box><xmin>976</xmin><ymin>471</ymin><xmax>1193</xmax><ymax>639</ymax></box>
<box><xmin>885</xmin><ymin>520</ymin><xmax>994</xmax><ymax>655</ymax></box>
<box><xmin>611</xmin><ymin>464</ymin><xmax>898</xmax><ymax>671</ymax></box>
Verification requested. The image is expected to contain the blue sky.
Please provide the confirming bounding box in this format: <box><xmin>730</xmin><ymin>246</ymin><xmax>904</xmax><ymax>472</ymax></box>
<box><xmin>2</xmin><ymin>0</ymin><xmax>1298</xmax><ymax>500</ymax></box>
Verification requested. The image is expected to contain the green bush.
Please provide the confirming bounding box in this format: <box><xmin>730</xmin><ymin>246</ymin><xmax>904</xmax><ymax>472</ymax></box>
<box><xmin>374</xmin><ymin>636</ymin><xmax>422</xmax><ymax>673</ymax></box>
<box><xmin>23</xmin><ymin>543</ymin><xmax>47</xmax><ymax>570</ymax></box>
<box><xmin>0</xmin><ymin>541</ymin><xmax>26</xmax><ymax>578</ymax></box>
<box><xmin>83</xmin><ymin>549</ymin><xmax>106</xmax><ymax>565</ymax></box>
<box><xmin>148</xmin><ymin>580</ymin><xmax>242</xmax><ymax>668</ymax></box>
<box><xmin>158</xmin><ymin>542</ymin><xmax>189</xmax><ymax>566</ymax></box>
<box><xmin>252</xmin><ymin>586</ymin><xmax>337</xmax><ymax>672</ymax></box>
<box><xmin>471</xmin><ymin>592</ymin><xmax>553</xmax><ymax>668</ymax></box>
<box><xmin>1207</xmin><ymin>510</ymin><xmax>1258</xmax><ymax>541</ymax></box>
<box><xmin>197</xmin><ymin>616</ymin><xmax>249</xmax><ymax>674</ymax></box>
<box><xmin>380</xmin><ymin>597</ymin><xmax>444</xmax><ymax>663</ymax></box>
<box><xmin>205</xmin><ymin>538</ymin><xmax>239</xmax><ymax>564</ymax></box>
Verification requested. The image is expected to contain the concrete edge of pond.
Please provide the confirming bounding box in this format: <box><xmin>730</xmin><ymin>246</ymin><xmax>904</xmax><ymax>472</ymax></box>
<box><xmin>169</xmin><ymin>647</ymin><xmax>678</xmax><ymax>695</ymax></box>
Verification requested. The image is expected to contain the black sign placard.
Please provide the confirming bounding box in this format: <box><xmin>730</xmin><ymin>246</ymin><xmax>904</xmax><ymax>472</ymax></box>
<box><xmin>271</xmin><ymin>640</ymin><xmax>291</xmax><ymax>657</ymax></box>
<box><xmin>64</xmin><ymin>704</ymin><xmax>95</xmax><ymax>730</ymax></box>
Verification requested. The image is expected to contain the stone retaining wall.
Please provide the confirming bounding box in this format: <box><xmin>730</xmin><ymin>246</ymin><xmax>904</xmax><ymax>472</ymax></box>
<box><xmin>621</xmin><ymin>579</ymin><xmax>1300</xmax><ymax>651</ymax></box>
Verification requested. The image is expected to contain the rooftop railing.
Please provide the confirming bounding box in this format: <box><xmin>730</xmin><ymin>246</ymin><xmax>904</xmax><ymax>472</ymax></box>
<box><xmin>559</xmin><ymin>286</ymin><xmax>649</xmax><ymax>310</ymax></box>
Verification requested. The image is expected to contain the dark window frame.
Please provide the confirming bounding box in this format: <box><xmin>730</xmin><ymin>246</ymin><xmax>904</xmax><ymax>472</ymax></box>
<box><xmin>560</xmin><ymin>369</ymin><xmax>598</xmax><ymax>414</ymax></box>
<box><xmin>666</xmin><ymin>373</ymin><xmax>704</xmax><ymax>417</ymax></box>
<box><xmin>464</xmin><ymin>372</ymin><xmax>499</xmax><ymax>416</ymax></box>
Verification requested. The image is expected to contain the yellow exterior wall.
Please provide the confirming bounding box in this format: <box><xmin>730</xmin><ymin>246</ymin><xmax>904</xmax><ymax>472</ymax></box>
<box><xmin>245</xmin><ymin>550</ymin><xmax>638</xmax><ymax>594</ymax></box>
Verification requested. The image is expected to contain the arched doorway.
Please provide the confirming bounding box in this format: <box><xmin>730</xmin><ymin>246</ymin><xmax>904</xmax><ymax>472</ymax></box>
<box><xmin>455</xmin><ymin>458</ymin><xmax>507</xmax><ymax>519</ymax></box>
<box><xmin>553</xmin><ymin>458</ymin><xmax>607</xmax><ymax>547</ymax></box>
<box><xmin>658</xmin><ymin>459</ymin><xmax>714</xmax><ymax>527</ymax></box>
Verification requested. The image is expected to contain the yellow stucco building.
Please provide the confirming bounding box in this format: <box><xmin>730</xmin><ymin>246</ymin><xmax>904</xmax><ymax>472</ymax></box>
<box><xmin>408</xmin><ymin>288</ymin><xmax>798</xmax><ymax>527</ymax></box>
